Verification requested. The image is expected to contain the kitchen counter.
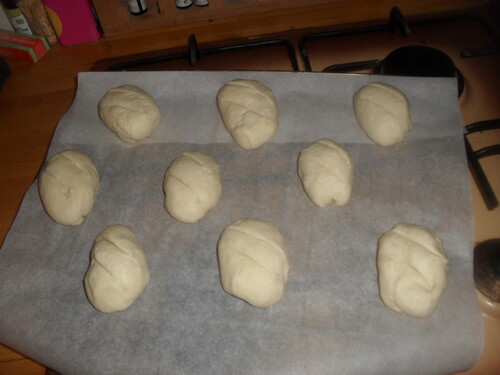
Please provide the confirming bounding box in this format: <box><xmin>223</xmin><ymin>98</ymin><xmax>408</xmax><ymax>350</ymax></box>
<box><xmin>0</xmin><ymin>1</ymin><xmax>498</xmax><ymax>374</ymax></box>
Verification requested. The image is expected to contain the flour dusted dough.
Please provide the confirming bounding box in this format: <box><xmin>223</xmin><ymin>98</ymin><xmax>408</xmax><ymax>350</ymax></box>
<box><xmin>353</xmin><ymin>82</ymin><xmax>412</xmax><ymax>146</ymax></box>
<box><xmin>218</xmin><ymin>218</ymin><xmax>289</xmax><ymax>308</ymax></box>
<box><xmin>377</xmin><ymin>223</ymin><xmax>448</xmax><ymax>318</ymax></box>
<box><xmin>217</xmin><ymin>79</ymin><xmax>279</xmax><ymax>149</ymax></box>
<box><xmin>298</xmin><ymin>139</ymin><xmax>353</xmax><ymax>207</ymax></box>
<box><xmin>84</xmin><ymin>225</ymin><xmax>150</xmax><ymax>314</ymax></box>
<box><xmin>98</xmin><ymin>84</ymin><xmax>161</xmax><ymax>144</ymax></box>
<box><xmin>38</xmin><ymin>150</ymin><xmax>99</xmax><ymax>226</ymax></box>
<box><xmin>164</xmin><ymin>150</ymin><xmax>222</xmax><ymax>223</ymax></box>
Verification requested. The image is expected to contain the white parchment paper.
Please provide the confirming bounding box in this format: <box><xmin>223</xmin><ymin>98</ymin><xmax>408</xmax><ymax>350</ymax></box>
<box><xmin>0</xmin><ymin>71</ymin><xmax>483</xmax><ymax>375</ymax></box>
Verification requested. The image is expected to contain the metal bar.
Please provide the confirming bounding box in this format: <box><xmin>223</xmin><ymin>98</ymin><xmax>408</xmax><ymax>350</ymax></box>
<box><xmin>475</xmin><ymin>144</ymin><xmax>500</xmax><ymax>159</ymax></box>
<box><xmin>461</xmin><ymin>45</ymin><xmax>500</xmax><ymax>58</ymax></box>
<box><xmin>322</xmin><ymin>60</ymin><xmax>380</xmax><ymax>73</ymax></box>
<box><xmin>108</xmin><ymin>36</ymin><xmax>299</xmax><ymax>72</ymax></box>
<box><xmin>389</xmin><ymin>6</ymin><xmax>410</xmax><ymax>36</ymax></box>
<box><xmin>299</xmin><ymin>23</ymin><xmax>390</xmax><ymax>72</ymax></box>
<box><xmin>108</xmin><ymin>52</ymin><xmax>187</xmax><ymax>71</ymax></box>
<box><xmin>466</xmin><ymin>119</ymin><xmax>500</xmax><ymax>133</ymax></box>
<box><xmin>200</xmin><ymin>38</ymin><xmax>299</xmax><ymax>72</ymax></box>
<box><xmin>464</xmin><ymin>135</ymin><xmax>499</xmax><ymax>210</ymax></box>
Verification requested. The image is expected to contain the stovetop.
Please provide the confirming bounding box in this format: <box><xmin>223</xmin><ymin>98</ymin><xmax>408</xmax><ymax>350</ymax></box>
<box><xmin>92</xmin><ymin>6</ymin><xmax>499</xmax><ymax>373</ymax></box>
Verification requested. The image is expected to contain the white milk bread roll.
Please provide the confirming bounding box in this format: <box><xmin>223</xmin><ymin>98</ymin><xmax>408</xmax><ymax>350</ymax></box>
<box><xmin>217</xmin><ymin>218</ymin><xmax>289</xmax><ymax>308</ymax></box>
<box><xmin>84</xmin><ymin>224</ymin><xmax>150</xmax><ymax>313</ymax></box>
<box><xmin>353</xmin><ymin>82</ymin><xmax>412</xmax><ymax>146</ymax></box>
<box><xmin>298</xmin><ymin>138</ymin><xmax>354</xmax><ymax>207</ymax></box>
<box><xmin>217</xmin><ymin>79</ymin><xmax>279</xmax><ymax>149</ymax></box>
<box><xmin>163</xmin><ymin>150</ymin><xmax>222</xmax><ymax>223</ymax></box>
<box><xmin>377</xmin><ymin>223</ymin><xmax>448</xmax><ymax>318</ymax></box>
<box><xmin>98</xmin><ymin>84</ymin><xmax>161</xmax><ymax>144</ymax></box>
<box><xmin>38</xmin><ymin>149</ymin><xmax>99</xmax><ymax>226</ymax></box>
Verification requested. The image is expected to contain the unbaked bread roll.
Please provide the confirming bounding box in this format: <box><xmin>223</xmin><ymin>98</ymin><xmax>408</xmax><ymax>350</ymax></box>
<box><xmin>84</xmin><ymin>225</ymin><xmax>150</xmax><ymax>314</ymax></box>
<box><xmin>217</xmin><ymin>79</ymin><xmax>279</xmax><ymax>149</ymax></box>
<box><xmin>164</xmin><ymin>150</ymin><xmax>222</xmax><ymax>223</ymax></box>
<box><xmin>98</xmin><ymin>84</ymin><xmax>161</xmax><ymax>144</ymax></box>
<box><xmin>217</xmin><ymin>218</ymin><xmax>289</xmax><ymax>308</ymax></box>
<box><xmin>297</xmin><ymin>139</ymin><xmax>353</xmax><ymax>207</ymax></box>
<box><xmin>353</xmin><ymin>82</ymin><xmax>412</xmax><ymax>146</ymax></box>
<box><xmin>377</xmin><ymin>223</ymin><xmax>448</xmax><ymax>318</ymax></box>
<box><xmin>38</xmin><ymin>150</ymin><xmax>99</xmax><ymax>226</ymax></box>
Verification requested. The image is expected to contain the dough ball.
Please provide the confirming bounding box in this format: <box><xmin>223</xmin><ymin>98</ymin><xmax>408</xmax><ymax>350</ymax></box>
<box><xmin>297</xmin><ymin>138</ymin><xmax>353</xmax><ymax>207</ymax></box>
<box><xmin>38</xmin><ymin>150</ymin><xmax>99</xmax><ymax>226</ymax></box>
<box><xmin>84</xmin><ymin>225</ymin><xmax>150</xmax><ymax>313</ymax></box>
<box><xmin>98</xmin><ymin>84</ymin><xmax>161</xmax><ymax>144</ymax></box>
<box><xmin>164</xmin><ymin>150</ymin><xmax>222</xmax><ymax>223</ymax></box>
<box><xmin>217</xmin><ymin>79</ymin><xmax>279</xmax><ymax>149</ymax></box>
<box><xmin>377</xmin><ymin>223</ymin><xmax>448</xmax><ymax>318</ymax></box>
<box><xmin>217</xmin><ymin>218</ymin><xmax>289</xmax><ymax>308</ymax></box>
<box><xmin>353</xmin><ymin>82</ymin><xmax>412</xmax><ymax>146</ymax></box>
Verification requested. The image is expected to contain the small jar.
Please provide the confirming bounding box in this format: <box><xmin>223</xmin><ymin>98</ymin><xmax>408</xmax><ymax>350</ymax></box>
<box><xmin>127</xmin><ymin>0</ymin><xmax>148</xmax><ymax>15</ymax></box>
<box><xmin>176</xmin><ymin>0</ymin><xmax>193</xmax><ymax>9</ymax></box>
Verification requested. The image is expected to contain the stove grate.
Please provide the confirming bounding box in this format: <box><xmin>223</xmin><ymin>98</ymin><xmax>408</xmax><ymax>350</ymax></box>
<box><xmin>104</xmin><ymin>34</ymin><xmax>299</xmax><ymax>72</ymax></box>
<box><xmin>465</xmin><ymin>119</ymin><xmax>500</xmax><ymax>210</ymax></box>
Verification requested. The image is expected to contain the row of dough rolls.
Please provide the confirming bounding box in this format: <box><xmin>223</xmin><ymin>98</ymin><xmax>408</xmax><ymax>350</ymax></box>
<box><xmin>97</xmin><ymin>80</ymin><xmax>413</xmax><ymax>149</ymax></box>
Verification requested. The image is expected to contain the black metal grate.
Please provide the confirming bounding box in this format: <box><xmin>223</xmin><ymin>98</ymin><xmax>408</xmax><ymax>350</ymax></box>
<box><xmin>299</xmin><ymin>7</ymin><xmax>499</xmax><ymax>73</ymax></box>
<box><xmin>465</xmin><ymin>119</ymin><xmax>500</xmax><ymax>210</ymax></box>
<box><xmin>94</xmin><ymin>34</ymin><xmax>299</xmax><ymax>72</ymax></box>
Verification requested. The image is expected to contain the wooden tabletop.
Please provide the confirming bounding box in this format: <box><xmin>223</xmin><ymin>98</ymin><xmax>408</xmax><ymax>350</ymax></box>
<box><xmin>0</xmin><ymin>1</ymin><xmax>491</xmax><ymax>373</ymax></box>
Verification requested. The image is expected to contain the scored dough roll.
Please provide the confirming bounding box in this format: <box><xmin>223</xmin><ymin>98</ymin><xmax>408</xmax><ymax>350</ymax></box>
<box><xmin>353</xmin><ymin>82</ymin><xmax>412</xmax><ymax>146</ymax></box>
<box><xmin>163</xmin><ymin>150</ymin><xmax>222</xmax><ymax>223</ymax></box>
<box><xmin>377</xmin><ymin>223</ymin><xmax>448</xmax><ymax>318</ymax></box>
<box><xmin>98</xmin><ymin>84</ymin><xmax>162</xmax><ymax>144</ymax></box>
<box><xmin>38</xmin><ymin>150</ymin><xmax>100</xmax><ymax>226</ymax></box>
<box><xmin>298</xmin><ymin>138</ymin><xmax>354</xmax><ymax>207</ymax></box>
<box><xmin>217</xmin><ymin>79</ymin><xmax>279</xmax><ymax>150</ymax></box>
<box><xmin>217</xmin><ymin>218</ymin><xmax>290</xmax><ymax>308</ymax></box>
<box><xmin>84</xmin><ymin>224</ymin><xmax>150</xmax><ymax>314</ymax></box>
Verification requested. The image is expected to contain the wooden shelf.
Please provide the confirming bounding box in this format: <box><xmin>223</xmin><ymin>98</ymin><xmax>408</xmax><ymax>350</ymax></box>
<box><xmin>93</xmin><ymin>0</ymin><xmax>344</xmax><ymax>36</ymax></box>
<box><xmin>93</xmin><ymin>0</ymin><xmax>491</xmax><ymax>37</ymax></box>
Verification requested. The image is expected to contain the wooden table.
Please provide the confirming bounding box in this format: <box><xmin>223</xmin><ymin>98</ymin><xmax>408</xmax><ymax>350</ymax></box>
<box><xmin>0</xmin><ymin>1</ymin><xmax>491</xmax><ymax>373</ymax></box>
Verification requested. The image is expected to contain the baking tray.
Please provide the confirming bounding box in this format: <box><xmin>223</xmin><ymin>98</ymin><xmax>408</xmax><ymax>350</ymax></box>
<box><xmin>0</xmin><ymin>71</ymin><xmax>483</xmax><ymax>375</ymax></box>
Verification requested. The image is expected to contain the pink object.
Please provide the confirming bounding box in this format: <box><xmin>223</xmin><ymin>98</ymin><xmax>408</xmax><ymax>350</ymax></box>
<box><xmin>41</xmin><ymin>0</ymin><xmax>101</xmax><ymax>46</ymax></box>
